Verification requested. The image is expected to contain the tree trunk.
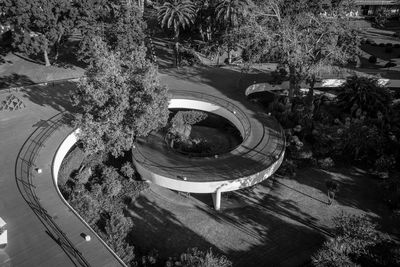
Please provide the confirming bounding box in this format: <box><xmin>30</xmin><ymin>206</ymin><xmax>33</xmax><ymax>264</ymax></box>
<box><xmin>44</xmin><ymin>48</ymin><xmax>50</xmax><ymax>66</ymax></box>
<box><xmin>54</xmin><ymin>34</ymin><xmax>63</xmax><ymax>61</ymax></box>
<box><xmin>289</xmin><ymin>66</ymin><xmax>296</xmax><ymax>100</ymax></box>
<box><xmin>174</xmin><ymin>30</ymin><xmax>180</xmax><ymax>67</ymax></box>
<box><xmin>227</xmin><ymin>49</ymin><xmax>232</xmax><ymax>64</ymax></box>
<box><xmin>306</xmin><ymin>76</ymin><xmax>316</xmax><ymax>111</ymax></box>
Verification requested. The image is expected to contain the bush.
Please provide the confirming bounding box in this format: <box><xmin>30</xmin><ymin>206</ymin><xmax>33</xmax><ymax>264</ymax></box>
<box><xmin>180</xmin><ymin>48</ymin><xmax>202</xmax><ymax>66</ymax></box>
<box><xmin>311</xmin><ymin>213</ymin><xmax>387</xmax><ymax>267</ymax></box>
<box><xmin>386</xmin><ymin>43</ymin><xmax>393</xmax><ymax>47</ymax></box>
<box><xmin>74</xmin><ymin>167</ymin><xmax>92</xmax><ymax>184</ymax></box>
<box><xmin>337</xmin><ymin>76</ymin><xmax>393</xmax><ymax>117</ymax></box>
<box><xmin>120</xmin><ymin>162</ymin><xmax>136</xmax><ymax>180</ymax></box>
<box><xmin>394</xmin><ymin>43</ymin><xmax>400</xmax><ymax>48</ymax></box>
<box><xmin>169</xmin><ymin>248</ymin><xmax>232</xmax><ymax>267</ymax></box>
<box><xmin>379</xmin><ymin>43</ymin><xmax>385</xmax><ymax>47</ymax></box>
<box><xmin>368</xmin><ymin>55</ymin><xmax>377</xmax><ymax>63</ymax></box>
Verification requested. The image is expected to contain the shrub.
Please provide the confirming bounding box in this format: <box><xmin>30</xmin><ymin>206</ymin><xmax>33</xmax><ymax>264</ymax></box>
<box><xmin>121</xmin><ymin>162</ymin><xmax>136</xmax><ymax>180</ymax></box>
<box><xmin>75</xmin><ymin>167</ymin><xmax>92</xmax><ymax>184</ymax></box>
<box><xmin>374</xmin><ymin>155</ymin><xmax>396</xmax><ymax>172</ymax></box>
<box><xmin>368</xmin><ymin>55</ymin><xmax>377</xmax><ymax>63</ymax></box>
<box><xmin>394</xmin><ymin>43</ymin><xmax>400</xmax><ymax>48</ymax></box>
<box><xmin>171</xmin><ymin>248</ymin><xmax>232</xmax><ymax>267</ymax></box>
<box><xmin>311</xmin><ymin>213</ymin><xmax>385</xmax><ymax>267</ymax></box>
<box><xmin>385</xmin><ymin>46</ymin><xmax>393</xmax><ymax>53</ymax></box>
<box><xmin>337</xmin><ymin>76</ymin><xmax>393</xmax><ymax>117</ymax></box>
<box><xmin>379</xmin><ymin>43</ymin><xmax>385</xmax><ymax>47</ymax></box>
<box><xmin>386</xmin><ymin>43</ymin><xmax>393</xmax><ymax>47</ymax></box>
<box><xmin>180</xmin><ymin>48</ymin><xmax>202</xmax><ymax>66</ymax></box>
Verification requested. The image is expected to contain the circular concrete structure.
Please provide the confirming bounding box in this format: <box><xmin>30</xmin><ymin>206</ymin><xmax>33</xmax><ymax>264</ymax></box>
<box><xmin>132</xmin><ymin>90</ymin><xmax>285</xmax><ymax>196</ymax></box>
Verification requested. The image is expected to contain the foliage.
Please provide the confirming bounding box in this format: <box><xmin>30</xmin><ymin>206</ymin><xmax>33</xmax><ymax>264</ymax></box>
<box><xmin>121</xmin><ymin>162</ymin><xmax>136</xmax><ymax>180</ymax></box>
<box><xmin>171</xmin><ymin>111</ymin><xmax>208</xmax><ymax>127</ymax></box>
<box><xmin>102</xmin><ymin>167</ymin><xmax>123</xmax><ymax>197</ymax></box>
<box><xmin>77</xmin><ymin>0</ymin><xmax>146</xmax><ymax>62</ymax></box>
<box><xmin>237</xmin><ymin>0</ymin><xmax>359</xmax><ymax>99</ymax></box>
<box><xmin>68</xmin><ymin>188</ymin><xmax>102</xmax><ymax>225</ymax></box>
<box><xmin>215</xmin><ymin>0</ymin><xmax>250</xmax><ymax>29</ymax></box>
<box><xmin>167</xmin><ymin>248</ymin><xmax>232</xmax><ymax>267</ymax></box>
<box><xmin>157</xmin><ymin>0</ymin><xmax>196</xmax><ymax>39</ymax></box>
<box><xmin>102</xmin><ymin>212</ymin><xmax>136</xmax><ymax>265</ymax></box>
<box><xmin>74</xmin><ymin>167</ymin><xmax>92</xmax><ymax>184</ymax></box>
<box><xmin>337</xmin><ymin>76</ymin><xmax>393</xmax><ymax>118</ymax></box>
<box><xmin>72</xmin><ymin>37</ymin><xmax>169</xmax><ymax>157</ymax></box>
<box><xmin>312</xmin><ymin>213</ymin><xmax>389</xmax><ymax>267</ymax></box>
<box><xmin>0</xmin><ymin>0</ymin><xmax>77</xmax><ymax>66</ymax></box>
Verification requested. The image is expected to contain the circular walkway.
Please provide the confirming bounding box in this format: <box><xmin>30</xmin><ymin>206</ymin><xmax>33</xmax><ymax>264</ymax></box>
<box><xmin>133</xmin><ymin>83</ymin><xmax>285</xmax><ymax>194</ymax></box>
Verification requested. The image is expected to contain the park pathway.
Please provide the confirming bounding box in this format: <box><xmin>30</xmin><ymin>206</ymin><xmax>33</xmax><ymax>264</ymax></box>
<box><xmin>0</xmin><ymin>86</ymin><xmax>122</xmax><ymax>267</ymax></box>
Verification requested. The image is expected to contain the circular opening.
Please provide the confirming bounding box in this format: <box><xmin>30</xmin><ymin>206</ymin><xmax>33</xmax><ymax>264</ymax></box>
<box><xmin>141</xmin><ymin>108</ymin><xmax>242</xmax><ymax>158</ymax></box>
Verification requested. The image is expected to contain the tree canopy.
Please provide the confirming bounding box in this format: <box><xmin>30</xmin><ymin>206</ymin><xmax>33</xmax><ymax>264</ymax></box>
<box><xmin>72</xmin><ymin>38</ymin><xmax>169</xmax><ymax>157</ymax></box>
<box><xmin>0</xmin><ymin>0</ymin><xmax>77</xmax><ymax>66</ymax></box>
<box><xmin>238</xmin><ymin>0</ymin><xmax>359</xmax><ymax>99</ymax></box>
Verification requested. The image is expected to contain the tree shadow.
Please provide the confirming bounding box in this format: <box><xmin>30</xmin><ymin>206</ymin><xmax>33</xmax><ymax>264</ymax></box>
<box><xmin>0</xmin><ymin>73</ymin><xmax>34</xmax><ymax>89</ymax></box>
<box><xmin>21</xmin><ymin>81</ymin><xmax>78</xmax><ymax>112</ymax></box>
<box><xmin>291</xmin><ymin>166</ymin><xmax>400</xmax><ymax>236</ymax></box>
<box><xmin>127</xmin><ymin>186</ymin><xmax>327</xmax><ymax>266</ymax></box>
<box><xmin>125</xmin><ymin>195</ymin><xmax>220</xmax><ymax>260</ymax></box>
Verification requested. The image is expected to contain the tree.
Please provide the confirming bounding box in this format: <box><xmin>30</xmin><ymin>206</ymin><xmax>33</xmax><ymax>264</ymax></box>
<box><xmin>0</xmin><ymin>0</ymin><xmax>76</xmax><ymax>66</ymax></box>
<box><xmin>76</xmin><ymin>0</ymin><xmax>146</xmax><ymax>63</ymax></box>
<box><xmin>157</xmin><ymin>0</ymin><xmax>196</xmax><ymax>66</ymax></box>
<box><xmin>238</xmin><ymin>0</ymin><xmax>359</xmax><ymax>101</ymax></box>
<box><xmin>311</xmin><ymin>213</ymin><xmax>389</xmax><ymax>267</ymax></box>
<box><xmin>72</xmin><ymin>38</ymin><xmax>169</xmax><ymax>157</ymax></box>
<box><xmin>215</xmin><ymin>0</ymin><xmax>250</xmax><ymax>63</ymax></box>
<box><xmin>103</xmin><ymin>213</ymin><xmax>136</xmax><ymax>265</ymax></box>
<box><xmin>337</xmin><ymin>76</ymin><xmax>393</xmax><ymax>118</ymax></box>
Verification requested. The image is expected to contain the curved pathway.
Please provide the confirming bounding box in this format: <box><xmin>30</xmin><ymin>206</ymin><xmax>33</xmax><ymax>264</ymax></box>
<box><xmin>0</xmin><ymin>87</ymin><xmax>121</xmax><ymax>266</ymax></box>
<box><xmin>0</xmin><ymin>65</ymin><xmax>283</xmax><ymax>266</ymax></box>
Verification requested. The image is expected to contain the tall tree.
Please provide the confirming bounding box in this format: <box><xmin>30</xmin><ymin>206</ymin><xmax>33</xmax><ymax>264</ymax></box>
<box><xmin>238</xmin><ymin>0</ymin><xmax>359</xmax><ymax>101</ymax></box>
<box><xmin>157</xmin><ymin>0</ymin><xmax>195</xmax><ymax>66</ymax></box>
<box><xmin>0</xmin><ymin>0</ymin><xmax>76</xmax><ymax>66</ymax></box>
<box><xmin>76</xmin><ymin>0</ymin><xmax>146</xmax><ymax>63</ymax></box>
<box><xmin>215</xmin><ymin>0</ymin><xmax>250</xmax><ymax>63</ymax></box>
<box><xmin>72</xmin><ymin>38</ymin><xmax>169</xmax><ymax>157</ymax></box>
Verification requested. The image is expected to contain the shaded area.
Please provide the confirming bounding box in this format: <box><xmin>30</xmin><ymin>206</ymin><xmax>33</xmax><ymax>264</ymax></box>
<box><xmin>21</xmin><ymin>81</ymin><xmax>77</xmax><ymax>112</ymax></box>
<box><xmin>128</xmin><ymin>184</ymin><xmax>327</xmax><ymax>267</ymax></box>
<box><xmin>0</xmin><ymin>73</ymin><xmax>34</xmax><ymax>89</ymax></box>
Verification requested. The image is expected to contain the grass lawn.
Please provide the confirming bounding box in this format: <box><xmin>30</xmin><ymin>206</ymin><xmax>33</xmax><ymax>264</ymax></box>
<box><xmin>123</xmin><ymin>164</ymin><xmax>399</xmax><ymax>266</ymax></box>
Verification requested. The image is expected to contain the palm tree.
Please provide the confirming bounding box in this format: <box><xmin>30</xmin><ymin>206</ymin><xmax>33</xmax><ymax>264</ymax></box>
<box><xmin>215</xmin><ymin>0</ymin><xmax>249</xmax><ymax>29</ymax></box>
<box><xmin>158</xmin><ymin>0</ymin><xmax>195</xmax><ymax>66</ymax></box>
<box><xmin>215</xmin><ymin>0</ymin><xmax>249</xmax><ymax>63</ymax></box>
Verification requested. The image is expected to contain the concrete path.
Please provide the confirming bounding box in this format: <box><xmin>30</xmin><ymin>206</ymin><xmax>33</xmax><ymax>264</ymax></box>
<box><xmin>0</xmin><ymin>86</ymin><xmax>121</xmax><ymax>267</ymax></box>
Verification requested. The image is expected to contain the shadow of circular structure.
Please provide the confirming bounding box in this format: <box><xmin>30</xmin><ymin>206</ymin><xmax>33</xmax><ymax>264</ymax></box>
<box><xmin>132</xmin><ymin>90</ymin><xmax>286</xmax><ymax>210</ymax></box>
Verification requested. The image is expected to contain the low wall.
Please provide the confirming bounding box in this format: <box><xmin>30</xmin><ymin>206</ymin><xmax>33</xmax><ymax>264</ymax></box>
<box><xmin>52</xmin><ymin>129</ymin><xmax>127</xmax><ymax>267</ymax></box>
<box><xmin>134</xmin><ymin>150</ymin><xmax>285</xmax><ymax>193</ymax></box>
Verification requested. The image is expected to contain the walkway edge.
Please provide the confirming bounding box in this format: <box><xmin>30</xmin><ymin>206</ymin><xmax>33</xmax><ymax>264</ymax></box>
<box><xmin>51</xmin><ymin>128</ymin><xmax>127</xmax><ymax>267</ymax></box>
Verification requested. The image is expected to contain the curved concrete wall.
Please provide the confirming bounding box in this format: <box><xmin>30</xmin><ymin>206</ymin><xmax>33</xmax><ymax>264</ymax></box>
<box><xmin>52</xmin><ymin>129</ymin><xmax>127</xmax><ymax>267</ymax></box>
<box><xmin>169</xmin><ymin>99</ymin><xmax>245</xmax><ymax>138</ymax></box>
<box><xmin>134</xmin><ymin>150</ymin><xmax>284</xmax><ymax>193</ymax></box>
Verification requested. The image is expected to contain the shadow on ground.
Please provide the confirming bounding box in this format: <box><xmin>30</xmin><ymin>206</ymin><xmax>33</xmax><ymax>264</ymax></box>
<box><xmin>21</xmin><ymin>82</ymin><xmax>77</xmax><ymax>112</ymax></box>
